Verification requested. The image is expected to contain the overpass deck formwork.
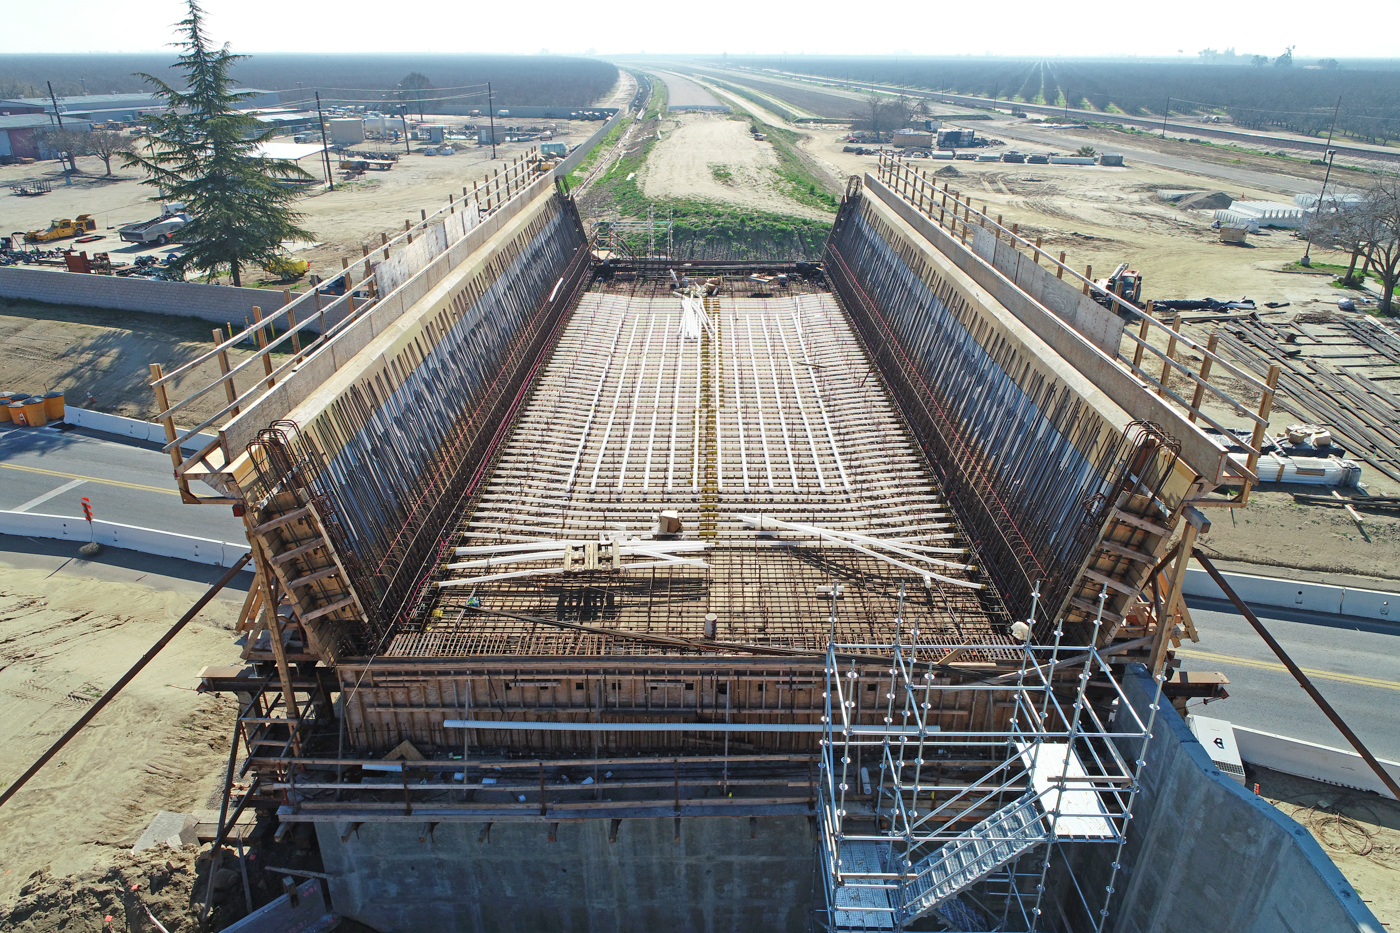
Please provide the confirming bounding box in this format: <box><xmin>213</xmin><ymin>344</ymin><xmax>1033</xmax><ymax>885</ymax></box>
<box><xmin>151</xmin><ymin>152</ymin><xmax>1330</xmax><ymax>932</ymax></box>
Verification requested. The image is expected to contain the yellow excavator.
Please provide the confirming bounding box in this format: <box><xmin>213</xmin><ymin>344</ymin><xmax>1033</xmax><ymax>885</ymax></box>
<box><xmin>24</xmin><ymin>214</ymin><xmax>97</xmax><ymax>243</ymax></box>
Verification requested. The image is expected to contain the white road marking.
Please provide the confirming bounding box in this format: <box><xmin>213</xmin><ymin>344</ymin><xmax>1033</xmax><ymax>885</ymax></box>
<box><xmin>12</xmin><ymin>478</ymin><xmax>87</xmax><ymax>513</ymax></box>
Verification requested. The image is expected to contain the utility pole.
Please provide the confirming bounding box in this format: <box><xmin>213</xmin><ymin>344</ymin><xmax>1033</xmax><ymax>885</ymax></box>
<box><xmin>46</xmin><ymin>81</ymin><xmax>72</xmax><ymax>177</ymax></box>
<box><xmin>47</xmin><ymin>81</ymin><xmax>64</xmax><ymax>129</ymax></box>
<box><xmin>1160</xmin><ymin>97</ymin><xmax>1170</xmax><ymax>138</ymax></box>
<box><xmin>314</xmin><ymin>91</ymin><xmax>334</xmax><ymax>191</ymax></box>
<box><xmin>1300</xmin><ymin>96</ymin><xmax>1343</xmax><ymax>267</ymax></box>
<box><xmin>486</xmin><ymin>82</ymin><xmax>498</xmax><ymax>160</ymax></box>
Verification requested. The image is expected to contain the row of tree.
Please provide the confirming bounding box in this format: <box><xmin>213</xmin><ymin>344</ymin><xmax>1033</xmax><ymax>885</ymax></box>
<box><xmin>0</xmin><ymin>52</ymin><xmax>618</xmax><ymax>109</ymax></box>
<box><xmin>719</xmin><ymin>57</ymin><xmax>1400</xmax><ymax>146</ymax></box>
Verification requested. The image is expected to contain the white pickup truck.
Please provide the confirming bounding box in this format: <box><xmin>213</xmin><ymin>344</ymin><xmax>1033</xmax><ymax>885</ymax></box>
<box><xmin>118</xmin><ymin>204</ymin><xmax>190</xmax><ymax>245</ymax></box>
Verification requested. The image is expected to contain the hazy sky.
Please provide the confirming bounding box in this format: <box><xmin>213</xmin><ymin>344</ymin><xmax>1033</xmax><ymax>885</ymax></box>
<box><xmin>1</xmin><ymin>0</ymin><xmax>1394</xmax><ymax>59</ymax></box>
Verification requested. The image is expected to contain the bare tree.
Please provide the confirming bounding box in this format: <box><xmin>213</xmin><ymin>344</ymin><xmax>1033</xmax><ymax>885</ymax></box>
<box><xmin>1361</xmin><ymin>176</ymin><xmax>1400</xmax><ymax>313</ymax></box>
<box><xmin>35</xmin><ymin>127</ymin><xmax>84</xmax><ymax>172</ymax></box>
<box><xmin>82</xmin><ymin>129</ymin><xmax>130</xmax><ymax>176</ymax></box>
<box><xmin>859</xmin><ymin>93</ymin><xmax>885</xmax><ymax>136</ymax></box>
<box><xmin>399</xmin><ymin>72</ymin><xmax>434</xmax><ymax>121</ymax></box>
<box><xmin>1303</xmin><ymin>192</ymin><xmax>1371</xmax><ymax>285</ymax></box>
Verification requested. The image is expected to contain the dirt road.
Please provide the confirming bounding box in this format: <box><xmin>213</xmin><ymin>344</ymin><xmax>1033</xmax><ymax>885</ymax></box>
<box><xmin>640</xmin><ymin>112</ymin><xmax>832</xmax><ymax>221</ymax></box>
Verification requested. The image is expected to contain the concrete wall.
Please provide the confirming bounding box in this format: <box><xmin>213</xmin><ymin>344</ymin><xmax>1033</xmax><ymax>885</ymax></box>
<box><xmin>863</xmin><ymin>173</ymin><xmax>1230</xmax><ymax>486</ymax></box>
<box><xmin>221</xmin><ymin>172</ymin><xmax>556</xmax><ymax>454</ymax></box>
<box><xmin>1077</xmin><ymin>666</ymin><xmax>1384</xmax><ymax>933</ymax></box>
<box><xmin>555</xmin><ymin>106</ymin><xmax>629</xmax><ymax>179</ymax></box>
<box><xmin>316</xmin><ymin>816</ymin><xmax>814</xmax><ymax>933</ymax></box>
<box><xmin>0</xmin><ymin>265</ymin><xmax>290</xmax><ymax>328</ymax></box>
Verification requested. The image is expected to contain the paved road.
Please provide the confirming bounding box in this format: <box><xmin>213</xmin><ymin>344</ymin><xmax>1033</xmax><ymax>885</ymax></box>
<box><xmin>0</xmin><ymin>421</ymin><xmax>244</xmax><ymax>542</ymax></box>
<box><xmin>1176</xmin><ymin>596</ymin><xmax>1400</xmax><ymax>761</ymax></box>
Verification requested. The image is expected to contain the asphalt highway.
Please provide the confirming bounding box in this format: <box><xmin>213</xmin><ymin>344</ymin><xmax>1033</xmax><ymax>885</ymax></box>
<box><xmin>1176</xmin><ymin>597</ymin><xmax>1400</xmax><ymax>761</ymax></box>
<box><xmin>0</xmin><ymin>420</ymin><xmax>244</xmax><ymax>542</ymax></box>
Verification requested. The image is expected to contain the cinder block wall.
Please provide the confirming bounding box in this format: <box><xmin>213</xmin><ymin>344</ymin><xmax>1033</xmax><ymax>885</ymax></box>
<box><xmin>316</xmin><ymin>815</ymin><xmax>815</xmax><ymax>933</ymax></box>
<box><xmin>0</xmin><ymin>266</ymin><xmax>292</xmax><ymax>329</ymax></box>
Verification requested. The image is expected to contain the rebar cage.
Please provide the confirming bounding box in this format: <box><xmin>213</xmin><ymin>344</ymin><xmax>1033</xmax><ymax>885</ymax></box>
<box><xmin>817</xmin><ymin>596</ymin><xmax>1164</xmax><ymax>932</ymax></box>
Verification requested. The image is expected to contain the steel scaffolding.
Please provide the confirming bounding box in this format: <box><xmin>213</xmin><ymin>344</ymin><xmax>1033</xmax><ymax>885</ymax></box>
<box><xmin>817</xmin><ymin>592</ymin><xmax>1165</xmax><ymax>931</ymax></box>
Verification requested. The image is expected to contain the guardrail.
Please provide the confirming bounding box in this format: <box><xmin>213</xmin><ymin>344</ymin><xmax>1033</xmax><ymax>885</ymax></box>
<box><xmin>875</xmin><ymin>152</ymin><xmax>1280</xmax><ymax>499</ymax></box>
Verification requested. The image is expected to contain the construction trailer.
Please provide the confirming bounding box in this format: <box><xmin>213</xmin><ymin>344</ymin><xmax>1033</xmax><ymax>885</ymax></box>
<box><xmin>157</xmin><ymin>151</ymin><xmax>1377</xmax><ymax>932</ymax></box>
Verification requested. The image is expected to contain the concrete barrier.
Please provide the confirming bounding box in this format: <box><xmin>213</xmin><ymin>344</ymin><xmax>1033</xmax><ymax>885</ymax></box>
<box><xmin>1183</xmin><ymin>566</ymin><xmax>1397</xmax><ymax>622</ymax></box>
<box><xmin>58</xmin><ymin>405</ymin><xmax>219</xmax><ymax>452</ymax></box>
<box><xmin>555</xmin><ymin>106</ymin><xmax>629</xmax><ymax>179</ymax></box>
<box><xmin>0</xmin><ymin>509</ymin><xmax>251</xmax><ymax>569</ymax></box>
<box><xmin>1233</xmin><ymin>725</ymin><xmax>1400</xmax><ymax>800</ymax></box>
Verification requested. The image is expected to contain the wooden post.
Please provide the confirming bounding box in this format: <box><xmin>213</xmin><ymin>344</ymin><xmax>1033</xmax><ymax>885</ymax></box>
<box><xmin>449</xmin><ymin>193</ymin><xmax>455</xmax><ymax>214</ymax></box>
<box><xmin>1149</xmin><ymin>508</ymin><xmax>1209</xmax><ymax>673</ymax></box>
<box><xmin>213</xmin><ymin>329</ymin><xmax>239</xmax><ymax>417</ymax></box>
<box><xmin>149</xmin><ymin>363</ymin><xmax>184</xmax><ymax>475</ymax></box>
<box><xmin>381</xmin><ymin>232</ymin><xmax>390</xmax><ymax>260</ymax></box>
<box><xmin>1132</xmin><ymin>306</ymin><xmax>1152</xmax><ymax>369</ymax></box>
<box><xmin>1159</xmin><ymin>313</ymin><xmax>1183</xmax><ymax>398</ymax></box>
<box><xmin>1057</xmin><ymin>251</ymin><xmax>1066</xmax><ymax>279</ymax></box>
<box><xmin>1238</xmin><ymin>363</ymin><xmax>1282</xmax><ymax>505</ymax></box>
<box><xmin>1083</xmin><ymin>265</ymin><xmax>1092</xmax><ymax>295</ymax></box>
<box><xmin>1033</xmin><ymin>235</ymin><xmax>1042</xmax><ymax>264</ymax></box>
<box><xmin>283</xmin><ymin>289</ymin><xmax>300</xmax><ymax>355</ymax></box>
<box><xmin>245</xmin><ymin>530</ymin><xmax>302</xmax><ymax>738</ymax></box>
<box><xmin>251</xmin><ymin>307</ymin><xmax>274</xmax><ymax>389</ymax></box>
<box><xmin>1187</xmin><ymin>332</ymin><xmax>1219</xmax><ymax>423</ymax></box>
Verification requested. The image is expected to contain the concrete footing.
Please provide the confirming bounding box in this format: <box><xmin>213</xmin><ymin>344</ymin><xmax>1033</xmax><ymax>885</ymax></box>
<box><xmin>317</xmin><ymin>815</ymin><xmax>815</xmax><ymax>933</ymax></box>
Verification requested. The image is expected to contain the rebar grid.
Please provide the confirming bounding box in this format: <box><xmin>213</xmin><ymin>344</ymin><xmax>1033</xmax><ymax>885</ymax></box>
<box><xmin>404</xmin><ymin>284</ymin><xmax>1011</xmax><ymax>657</ymax></box>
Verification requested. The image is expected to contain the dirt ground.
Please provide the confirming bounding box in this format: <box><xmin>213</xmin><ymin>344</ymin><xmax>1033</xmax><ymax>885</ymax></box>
<box><xmin>0</xmin><ymin>296</ymin><xmax>280</xmax><ymax>430</ymax></box>
<box><xmin>1</xmin><ymin>116</ymin><xmax>603</xmax><ymax>285</ymax></box>
<box><xmin>1251</xmin><ymin>765</ymin><xmax>1400</xmax><ymax>930</ymax></box>
<box><xmin>640</xmin><ymin>111</ymin><xmax>831</xmax><ymax>221</ymax></box>
<box><xmin>0</xmin><ymin>545</ymin><xmax>247</xmax><ymax>909</ymax></box>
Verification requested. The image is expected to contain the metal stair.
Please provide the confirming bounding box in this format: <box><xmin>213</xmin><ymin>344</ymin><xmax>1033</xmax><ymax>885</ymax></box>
<box><xmin>832</xmin><ymin>841</ymin><xmax>895</xmax><ymax>931</ymax></box>
<box><xmin>897</xmin><ymin>793</ymin><xmax>1047</xmax><ymax>926</ymax></box>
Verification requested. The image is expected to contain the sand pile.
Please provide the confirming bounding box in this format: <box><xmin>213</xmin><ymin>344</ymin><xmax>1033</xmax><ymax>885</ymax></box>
<box><xmin>1179</xmin><ymin>191</ymin><xmax>1234</xmax><ymax>210</ymax></box>
<box><xmin>0</xmin><ymin>846</ymin><xmax>203</xmax><ymax>933</ymax></box>
<box><xmin>935</xmin><ymin>165</ymin><xmax>962</xmax><ymax>177</ymax></box>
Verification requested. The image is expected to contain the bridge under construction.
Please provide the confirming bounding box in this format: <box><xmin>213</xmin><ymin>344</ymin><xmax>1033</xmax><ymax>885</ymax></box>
<box><xmin>154</xmin><ymin>150</ymin><xmax>1378</xmax><ymax>932</ymax></box>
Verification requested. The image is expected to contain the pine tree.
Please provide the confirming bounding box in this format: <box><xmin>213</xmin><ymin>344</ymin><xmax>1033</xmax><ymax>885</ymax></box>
<box><xmin>123</xmin><ymin>0</ymin><xmax>312</xmax><ymax>286</ymax></box>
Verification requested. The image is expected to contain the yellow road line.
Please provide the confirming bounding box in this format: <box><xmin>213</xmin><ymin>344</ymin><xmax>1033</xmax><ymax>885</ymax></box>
<box><xmin>1176</xmin><ymin>648</ymin><xmax>1400</xmax><ymax>692</ymax></box>
<box><xmin>0</xmin><ymin>462</ymin><xmax>178</xmax><ymax>496</ymax></box>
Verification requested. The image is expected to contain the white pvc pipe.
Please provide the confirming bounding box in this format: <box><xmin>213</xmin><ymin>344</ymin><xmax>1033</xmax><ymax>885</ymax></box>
<box><xmin>444</xmin><ymin>720</ymin><xmax>939</xmax><ymax>734</ymax></box>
